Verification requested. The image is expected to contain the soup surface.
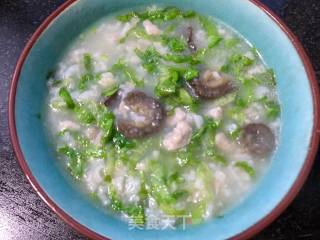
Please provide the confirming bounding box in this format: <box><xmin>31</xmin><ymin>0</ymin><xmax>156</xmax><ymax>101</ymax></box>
<box><xmin>45</xmin><ymin>6</ymin><xmax>281</xmax><ymax>227</ymax></box>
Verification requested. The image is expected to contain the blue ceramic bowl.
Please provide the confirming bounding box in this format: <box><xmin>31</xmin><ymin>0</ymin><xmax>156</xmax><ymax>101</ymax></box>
<box><xmin>9</xmin><ymin>0</ymin><xmax>320</xmax><ymax>239</ymax></box>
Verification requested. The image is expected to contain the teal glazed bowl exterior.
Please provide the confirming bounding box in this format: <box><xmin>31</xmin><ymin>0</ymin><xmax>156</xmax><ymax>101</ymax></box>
<box><xmin>8</xmin><ymin>0</ymin><xmax>320</xmax><ymax>239</ymax></box>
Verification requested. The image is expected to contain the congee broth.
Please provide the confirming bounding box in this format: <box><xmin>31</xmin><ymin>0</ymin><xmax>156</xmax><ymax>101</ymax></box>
<box><xmin>45</xmin><ymin>6</ymin><xmax>281</xmax><ymax>226</ymax></box>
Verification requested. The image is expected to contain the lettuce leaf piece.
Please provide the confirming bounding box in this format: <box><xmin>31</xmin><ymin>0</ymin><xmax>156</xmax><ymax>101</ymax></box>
<box><xmin>78</xmin><ymin>73</ymin><xmax>95</xmax><ymax>90</ymax></box>
<box><xmin>212</xmin><ymin>154</ymin><xmax>228</xmax><ymax>166</ymax></box>
<box><xmin>177</xmin><ymin>88</ymin><xmax>194</xmax><ymax>105</ymax></box>
<box><xmin>234</xmin><ymin>77</ymin><xmax>260</xmax><ymax>109</ymax></box>
<box><xmin>146</xmin><ymin>162</ymin><xmax>184</xmax><ymax>216</ymax></box>
<box><xmin>162</xmin><ymin>7</ymin><xmax>182</xmax><ymax>20</ymax></box>
<box><xmin>211</xmin><ymin>92</ymin><xmax>237</xmax><ymax>107</ymax></box>
<box><xmin>163</xmin><ymin>88</ymin><xmax>199</xmax><ymax>112</ymax></box>
<box><xmin>182</xmin><ymin>68</ymin><xmax>199</xmax><ymax>81</ymax></box>
<box><xmin>155</xmin><ymin>67</ymin><xmax>180</xmax><ymax>97</ymax></box>
<box><xmin>58</xmin><ymin>145</ymin><xmax>85</xmax><ymax>179</ymax></box>
<box><xmin>183</xmin><ymin>10</ymin><xmax>196</xmax><ymax>18</ymax></box>
<box><xmin>255</xmin><ymin>69</ymin><xmax>277</xmax><ymax>86</ymax></box>
<box><xmin>162</xmin><ymin>47</ymin><xmax>207</xmax><ymax>65</ymax></box>
<box><xmin>112</xmin><ymin>132</ymin><xmax>136</xmax><ymax>150</ymax></box>
<box><xmin>58</xmin><ymin>87</ymin><xmax>75</xmax><ymax>109</ymax></box>
<box><xmin>85</xmin><ymin>147</ymin><xmax>107</xmax><ymax>159</ymax></box>
<box><xmin>235</xmin><ymin>161</ymin><xmax>255</xmax><ymax>177</ymax></box>
<box><xmin>58</xmin><ymin>129</ymin><xmax>108</xmax><ymax>164</ymax></box>
<box><xmin>163</xmin><ymin>53</ymin><xmax>201</xmax><ymax>65</ymax></box>
<box><xmin>224</xmin><ymin>38</ymin><xmax>240</xmax><ymax>48</ymax></box>
<box><xmin>230</xmin><ymin>54</ymin><xmax>254</xmax><ymax>66</ymax></box>
<box><xmin>83</xmin><ymin>53</ymin><xmax>93</xmax><ymax>72</ymax></box>
<box><xmin>101</xmin><ymin>84</ymin><xmax>119</xmax><ymax>97</ymax></box>
<box><xmin>259</xmin><ymin>96</ymin><xmax>281</xmax><ymax>120</ymax></box>
<box><xmin>74</xmin><ymin>103</ymin><xmax>96</xmax><ymax>124</ymax></box>
<box><xmin>110</xmin><ymin>59</ymin><xmax>144</xmax><ymax>87</ymax></box>
<box><xmin>119</xmin><ymin>22</ymin><xmax>166</xmax><ymax>43</ymax></box>
<box><xmin>226</xmin><ymin>106</ymin><xmax>246</xmax><ymax>125</ymax></box>
<box><xmin>197</xmin><ymin>15</ymin><xmax>222</xmax><ymax>48</ymax></box>
<box><xmin>138</xmin><ymin>8</ymin><xmax>165</xmax><ymax>21</ymax></box>
<box><xmin>116</xmin><ymin>7</ymin><xmax>196</xmax><ymax>23</ymax></box>
<box><xmin>98</xmin><ymin>111</ymin><xmax>115</xmax><ymax>143</ymax></box>
<box><xmin>78</xmin><ymin>53</ymin><xmax>96</xmax><ymax>90</ymax></box>
<box><xmin>180</xmin><ymin>118</ymin><xmax>221</xmax><ymax>168</ymax></box>
<box><xmin>189</xmin><ymin>163</ymin><xmax>214</xmax><ymax>223</ymax></box>
<box><xmin>109</xmin><ymin>185</ymin><xmax>145</xmax><ymax>225</ymax></box>
<box><xmin>135</xmin><ymin>47</ymin><xmax>161</xmax><ymax>73</ymax></box>
<box><xmin>116</xmin><ymin>11</ymin><xmax>138</xmax><ymax>22</ymax></box>
<box><xmin>167</xmin><ymin>37</ymin><xmax>187</xmax><ymax>52</ymax></box>
<box><xmin>171</xmin><ymin>190</ymin><xmax>189</xmax><ymax>200</ymax></box>
<box><xmin>167</xmin><ymin>172</ymin><xmax>185</xmax><ymax>185</ymax></box>
<box><xmin>228</xmin><ymin>125</ymin><xmax>242</xmax><ymax>140</ymax></box>
<box><xmin>191</xmin><ymin>118</ymin><xmax>220</xmax><ymax>142</ymax></box>
<box><xmin>190</xmin><ymin>201</ymin><xmax>207</xmax><ymax>224</ymax></box>
<box><xmin>221</xmin><ymin>53</ymin><xmax>254</xmax><ymax>77</ymax></box>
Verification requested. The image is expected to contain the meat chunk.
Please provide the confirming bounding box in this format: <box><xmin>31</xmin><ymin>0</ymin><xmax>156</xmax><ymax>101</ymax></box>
<box><xmin>244</xmin><ymin>103</ymin><xmax>264</xmax><ymax>123</ymax></box>
<box><xmin>162</xmin><ymin>121</ymin><xmax>192</xmax><ymax>151</ymax></box>
<box><xmin>165</xmin><ymin>107</ymin><xmax>187</xmax><ymax>127</ymax></box>
<box><xmin>98</xmin><ymin>72</ymin><xmax>115</xmax><ymax>88</ymax></box>
<box><xmin>206</xmin><ymin>106</ymin><xmax>223</xmax><ymax>120</ymax></box>
<box><xmin>58</xmin><ymin>120</ymin><xmax>80</xmax><ymax>131</ymax></box>
<box><xmin>143</xmin><ymin>20</ymin><xmax>161</xmax><ymax>35</ymax></box>
<box><xmin>215</xmin><ymin>132</ymin><xmax>237</xmax><ymax>153</ymax></box>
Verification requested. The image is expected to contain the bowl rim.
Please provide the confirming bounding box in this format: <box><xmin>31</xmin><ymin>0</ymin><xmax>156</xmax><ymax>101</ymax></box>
<box><xmin>8</xmin><ymin>0</ymin><xmax>320</xmax><ymax>239</ymax></box>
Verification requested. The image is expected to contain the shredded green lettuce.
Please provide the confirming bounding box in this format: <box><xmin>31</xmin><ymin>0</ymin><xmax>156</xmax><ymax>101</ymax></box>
<box><xmin>255</xmin><ymin>69</ymin><xmax>277</xmax><ymax>86</ymax></box>
<box><xmin>109</xmin><ymin>185</ymin><xmax>146</xmax><ymax>225</ymax></box>
<box><xmin>101</xmin><ymin>84</ymin><xmax>119</xmax><ymax>97</ymax></box>
<box><xmin>155</xmin><ymin>67</ymin><xmax>180</xmax><ymax>97</ymax></box>
<box><xmin>165</xmin><ymin>37</ymin><xmax>187</xmax><ymax>52</ymax></box>
<box><xmin>146</xmin><ymin>161</ymin><xmax>184</xmax><ymax>215</ymax></box>
<box><xmin>182</xmin><ymin>68</ymin><xmax>199</xmax><ymax>81</ymax></box>
<box><xmin>110</xmin><ymin>59</ymin><xmax>144</xmax><ymax>86</ymax></box>
<box><xmin>224</xmin><ymin>38</ymin><xmax>240</xmax><ymax>48</ymax></box>
<box><xmin>135</xmin><ymin>47</ymin><xmax>161</xmax><ymax>73</ymax></box>
<box><xmin>235</xmin><ymin>161</ymin><xmax>255</xmax><ymax>177</ymax></box>
<box><xmin>58</xmin><ymin>145</ymin><xmax>85</xmax><ymax>179</ymax></box>
<box><xmin>116</xmin><ymin>6</ymin><xmax>196</xmax><ymax>23</ymax></box>
<box><xmin>221</xmin><ymin>53</ymin><xmax>254</xmax><ymax>77</ymax></box>
<box><xmin>58</xmin><ymin>87</ymin><xmax>75</xmax><ymax>109</ymax></box>
<box><xmin>259</xmin><ymin>96</ymin><xmax>281</xmax><ymax>120</ymax></box>
<box><xmin>197</xmin><ymin>15</ymin><xmax>222</xmax><ymax>48</ymax></box>
<box><xmin>112</xmin><ymin>132</ymin><xmax>136</xmax><ymax>150</ymax></box>
<box><xmin>78</xmin><ymin>53</ymin><xmax>96</xmax><ymax>90</ymax></box>
<box><xmin>74</xmin><ymin>103</ymin><xmax>96</xmax><ymax>124</ymax></box>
